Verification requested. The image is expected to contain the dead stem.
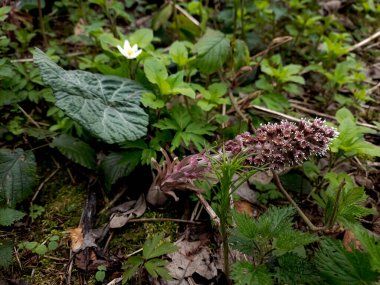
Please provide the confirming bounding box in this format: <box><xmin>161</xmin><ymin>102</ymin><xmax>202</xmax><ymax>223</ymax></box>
<box><xmin>271</xmin><ymin>170</ymin><xmax>325</xmax><ymax>231</ymax></box>
<box><xmin>195</xmin><ymin>192</ymin><xmax>220</xmax><ymax>227</ymax></box>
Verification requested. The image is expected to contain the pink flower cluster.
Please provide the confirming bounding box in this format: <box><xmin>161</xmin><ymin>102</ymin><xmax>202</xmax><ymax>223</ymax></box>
<box><xmin>224</xmin><ymin>118</ymin><xmax>338</xmax><ymax>169</ymax></box>
<box><xmin>148</xmin><ymin>118</ymin><xmax>338</xmax><ymax>205</ymax></box>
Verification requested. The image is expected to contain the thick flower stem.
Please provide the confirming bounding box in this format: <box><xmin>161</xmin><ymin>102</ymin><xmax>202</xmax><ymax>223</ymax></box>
<box><xmin>272</xmin><ymin>170</ymin><xmax>325</xmax><ymax>231</ymax></box>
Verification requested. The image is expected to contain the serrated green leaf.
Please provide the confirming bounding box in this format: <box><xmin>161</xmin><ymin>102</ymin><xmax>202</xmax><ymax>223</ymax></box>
<box><xmin>0</xmin><ymin>148</ymin><xmax>36</xmax><ymax>207</ymax></box>
<box><xmin>316</xmin><ymin>238</ymin><xmax>379</xmax><ymax>285</ymax></box>
<box><xmin>351</xmin><ymin>225</ymin><xmax>380</xmax><ymax>271</ymax></box>
<box><xmin>144</xmin><ymin>258</ymin><xmax>172</xmax><ymax>280</ymax></box>
<box><xmin>51</xmin><ymin>134</ymin><xmax>97</xmax><ymax>169</ymax></box>
<box><xmin>274</xmin><ymin>253</ymin><xmax>321</xmax><ymax>285</ymax></box>
<box><xmin>194</xmin><ymin>29</ymin><xmax>230</xmax><ymax>74</ymax></box>
<box><xmin>0</xmin><ymin>242</ymin><xmax>13</xmax><ymax>268</ymax></box>
<box><xmin>143</xmin><ymin>233</ymin><xmax>162</xmax><ymax>259</ymax></box>
<box><xmin>0</xmin><ymin>207</ymin><xmax>25</xmax><ymax>226</ymax></box>
<box><xmin>34</xmin><ymin>49</ymin><xmax>148</xmax><ymax>143</ymax></box>
<box><xmin>122</xmin><ymin>256</ymin><xmax>144</xmax><ymax>283</ymax></box>
<box><xmin>101</xmin><ymin>151</ymin><xmax>141</xmax><ymax>190</ymax></box>
<box><xmin>231</xmin><ymin>262</ymin><xmax>273</xmax><ymax>285</ymax></box>
<box><xmin>273</xmin><ymin>230</ymin><xmax>318</xmax><ymax>256</ymax></box>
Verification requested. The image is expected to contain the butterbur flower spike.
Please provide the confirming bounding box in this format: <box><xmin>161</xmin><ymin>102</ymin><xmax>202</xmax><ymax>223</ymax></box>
<box><xmin>148</xmin><ymin>119</ymin><xmax>338</xmax><ymax>205</ymax></box>
<box><xmin>117</xmin><ymin>39</ymin><xmax>142</xmax><ymax>59</ymax></box>
<box><xmin>224</xmin><ymin>118</ymin><xmax>339</xmax><ymax>169</ymax></box>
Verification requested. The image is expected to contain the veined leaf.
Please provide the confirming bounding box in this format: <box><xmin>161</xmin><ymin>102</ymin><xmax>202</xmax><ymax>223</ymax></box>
<box><xmin>316</xmin><ymin>238</ymin><xmax>379</xmax><ymax>285</ymax></box>
<box><xmin>0</xmin><ymin>207</ymin><xmax>25</xmax><ymax>226</ymax></box>
<box><xmin>122</xmin><ymin>256</ymin><xmax>144</xmax><ymax>283</ymax></box>
<box><xmin>51</xmin><ymin>134</ymin><xmax>97</xmax><ymax>169</ymax></box>
<box><xmin>34</xmin><ymin>49</ymin><xmax>148</xmax><ymax>144</ymax></box>
<box><xmin>129</xmin><ymin>28</ymin><xmax>153</xmax><ymax>48</ymax></box>
<box><xmin>231</xmin><ymin>262</ymin><xmax>273</xmax><ymax>285</ymax></box>
<box><xmin>194</xmin><ymin>29</ymin><xmax>230</xmax><ymax>74</ymax></box>
<box><xmin>100</xmin><ymin>151</ymin><xmax>141</xmax><ymax>190</ymax></box>
<box><xmin>144</xmin><ymin>259</ymin><xmax>172</xmax><ymax>280</ymax></box>
<box><xmin>0</xmin><ymin>148</ymin><xmax>36</xmax><ymax>207</ymax></box>
<box><xmin>170</xmin><ymin>41</ymin><xmax>189</xmax><ymax>66</ymax></box>
<box><xmin>0</xmin><ymin>242</ymin><xmax>13</xmax><ymax>268</ymax></box>
<box><xmin>351</xmin><ymin>225</ymin><xmax>380</xmax><ymax>272</ymax></box>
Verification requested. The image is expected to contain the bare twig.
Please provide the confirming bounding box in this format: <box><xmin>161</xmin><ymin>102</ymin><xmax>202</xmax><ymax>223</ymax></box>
<box><xmin>271</xmin><ymin>170</ymin><xmax>325</xmax><ymax>231</ymax></box>
<box><xmin>11</xmin><ymin>51</ymin><xmax>87</xmax><ymax>63</ymax></box>
<box><xmin>228</xmin><ymin>89</ymin><xmax>250</xmax><ymax>124</ymax></box>
<box><xmin>128</xmin><ymin>217</ymin><xmax>202</xmax><ymax>224</ymax></box>
<box><xmin>290</xmin><ymin>102</ymin><xmax>378</xmax><ymax>130</ymax></box>
<box><xmin>175</xmin><ymin>4</ymin><xmax>200</xmax><ymax>26</ymax></box>
<box><xmin>31</xmin><ymin>167</ymin><xmax>60</xmax><ymax>204</ymax></box>
<box><xmin>17</xmin><ymin>104</ymin><xmax>41</xmax><ymax>129</ymax></box>
<box><xmin>251</xmin><ymin>36</ymin><xmax>293</xmax><ymax>61</ymax></box>
<box><xmin>367</xmin><ymin>81</ymin><xmax>380</xmax><ymax>95</ymax></box>
<box><xmin>250</xmin><ymin>104</ymin><xmax>301</xmax><ymax>122</ymax></box>
<box><xmin>195</xmin><ymin>192</ymin><xmax>220</xmax><ymax>227</ymax></box>
<box><xmin>349</xmin><ymin>30</ymin><xmax>380</xmax><ymax>52</ymax></box>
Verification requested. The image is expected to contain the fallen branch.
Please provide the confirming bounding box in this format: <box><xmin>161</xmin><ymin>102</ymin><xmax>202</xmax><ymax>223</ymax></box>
<box><xmin>349</xmin><ymin>30</ymin><xmax>380</xmax><ymax>52</ymax></box>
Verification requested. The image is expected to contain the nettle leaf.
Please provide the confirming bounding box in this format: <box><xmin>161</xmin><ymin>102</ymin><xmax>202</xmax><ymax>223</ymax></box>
<box><xmin>0</xmin><ymin>207</ymin><xmax>25</xmax><ymax>226</ymax></box>
<box><xmin>0</xmin><ymin>148</ymin><xmax>36</xmax><ymax>207</ymax></box>
<box><xmin>100</xmin><ymin>151</ymin><xmax>141</xmax><ymax>190</ymax></box>
<box><xmin>274</xmin><ymin>253</ymin><xmax>321</xmax><ymax>285</ymax></box>
<box><xmin>194</xmin><ymin>29</ymin><xmax>230</xmax><ymax>74</ymax></box>
<box><xmin>34</xmin><ymin>49</ymin><xmax>148</xmax><ymax>144</ymax></box>
<box><xmin>316</xmin><ymin>238</ymin><xmax>379</xmax><ymax>285</ymax></box>
<box><xmin>0</xmin><ymin>242</ymin><xmax>13</xmax><ymax>268</ymax></box>
<box><xmin>231</xmin><ymin>262</ymin><xmax>273</xmax><ymax>285</ymax></box>
<box><xmin>51</xmin><ymin>134</ymin><xmax>97</xmax><ymax>169</ymax></box>
<box><xmin>351</xmin><ymin>225</ymin><xmax>380</xmax><ymax>271</ymax></box>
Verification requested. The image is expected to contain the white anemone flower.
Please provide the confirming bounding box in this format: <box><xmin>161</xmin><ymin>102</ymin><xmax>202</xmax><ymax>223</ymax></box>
<box><xmin>117</xmin><ymin>40</ymin><xmax>142</xmax><ymax>59</ymax></box>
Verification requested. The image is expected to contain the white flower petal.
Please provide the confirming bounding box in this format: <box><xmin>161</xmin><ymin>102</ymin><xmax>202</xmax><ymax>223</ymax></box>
<box><xmin>134</xmin><ymin>49</ymin><xmax>142</xmax><ymax>58</ymax></box>
<box><xmin>132</xmin><ymin>44</ymin><xmax>138</xmax><ymax>51</ymax></box>
<box><xmin>123</xmin><ymin>40</ymin><xmax>131</xmax><ymax>51</ymax></box>
<box><xmin>117</xmin><ymin>45</ymin><xmax>128</xmax><ymax>58</ymax></box>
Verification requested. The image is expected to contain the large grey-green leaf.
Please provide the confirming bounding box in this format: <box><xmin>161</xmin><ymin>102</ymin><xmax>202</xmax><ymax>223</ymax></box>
<box><xmin>0</xmin><ymin>148</ymin><xmax>36</xmax><ymax>207</ymax></box>
<box><xmin>51</xmin><ymin>134</ymin><xmax>97</xmax><ymax>169</ymax></box>
<box><xmin>33</xmin><ymin>49</ymin><xmax>148</xmax><ymax>144</ymax></box>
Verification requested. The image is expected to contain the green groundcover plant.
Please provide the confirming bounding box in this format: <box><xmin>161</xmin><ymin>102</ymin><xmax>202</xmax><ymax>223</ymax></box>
<box><xmin>0</xmin><ymin>1</ymin><xmax>379</xmax><ymax>284</ymax></box>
